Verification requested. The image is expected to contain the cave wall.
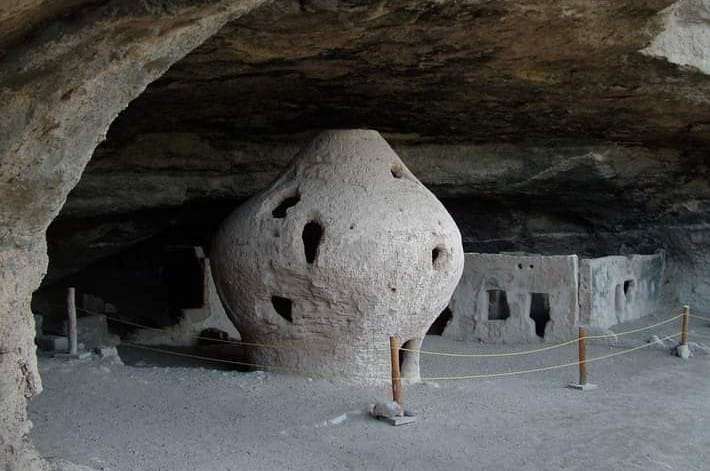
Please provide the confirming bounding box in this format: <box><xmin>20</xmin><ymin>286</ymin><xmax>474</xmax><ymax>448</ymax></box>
<box><xmin>0</xmin><ymin>1</ymin><xmax>263</xmax><ymax>469</ymax></box>
<box><xmin>48</xmin><ymin>137</ymin><xmax>710</xmax><ymax>313</ymax></box>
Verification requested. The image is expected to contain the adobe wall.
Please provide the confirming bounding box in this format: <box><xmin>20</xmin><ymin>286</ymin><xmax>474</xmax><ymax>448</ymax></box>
<box><xmin>444</xmin><ymin>253</ymin><xmax>579</xmax><ymax>343</ymax></box>
<box><xmin>579</xmin><ymin>253</ymin><xmax>665</xmax><ymax>329</ymax></box>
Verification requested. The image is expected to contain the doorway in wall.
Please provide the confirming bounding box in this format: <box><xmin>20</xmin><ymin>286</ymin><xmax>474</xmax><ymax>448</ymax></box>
<box><xmin>623</xmin><ymin>279</ymin><xmax>635</xmax><ymax>305</ymax></box>
<box><xmin>529</xmin><ymin>293</ymin><xmax>550</xmax><ymax>338</ymax></box>
<box><xmin>487</xmin><ymin>289</ymin><xmax>510</xmax><ymax>320</ymax></box>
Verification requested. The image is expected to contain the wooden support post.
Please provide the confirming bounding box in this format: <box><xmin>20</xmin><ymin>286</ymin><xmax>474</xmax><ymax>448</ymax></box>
<box><xmin>578</xmin><ymin>326</ymin><xmax>587</xmax><ymax>386</ymax></box>
<box><xmin>568</xmin><ymin>326</ymin><xmax>597</xmax><ymax>390</ymax></box>
<box><xmin>67</xmin><ymin>287</ymin><xmax>78</xmax><ymax>355</ymax></box>
<box><xmin>681</xmin><ymin>305</ymin><xmax>690</xmax><ymax>346</ymax></box>
<box><xmin>390</xmin><ymin>336</ymin><xmax>402</xmax><ymax>405</ymax></box>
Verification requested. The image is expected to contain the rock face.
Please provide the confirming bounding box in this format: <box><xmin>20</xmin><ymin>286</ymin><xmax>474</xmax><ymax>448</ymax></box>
<box><xmin>642</xmin><ymin>0</ymin><xmax>710</xmax><ymax>74</ymax></box>
<box><xmin>211</xmin><ymin>130</ymin><xmax>464</xmax><ymax>382</ymax></box>
<box><xmin>0</xmin><ymin>2</ymin><xmax>264</xmax><ymax>469</ymax></box>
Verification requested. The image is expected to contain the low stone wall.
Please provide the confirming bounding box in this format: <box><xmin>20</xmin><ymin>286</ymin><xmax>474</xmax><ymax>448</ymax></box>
<box><xmin>444</xmin><ymin>253</ymin><xmax>579</xmax><ymax>343</ymax></box>
<box><xmin>579</xmin><ymin>253</ymin><xmax>665</xmax><ymax>329</ymax></box>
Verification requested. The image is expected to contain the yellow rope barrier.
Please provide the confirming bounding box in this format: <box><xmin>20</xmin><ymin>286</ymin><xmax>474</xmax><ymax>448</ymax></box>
<box><xmin>123</xmin><ymin>342</ymin><xmax>297</xmax><ymax>372</ymax></box>
<box><xmin>73</xmin><ymin>306</ymin><xmax>375</xmax><ymax>352</ymax></box>
<box><xmin>70</xmin><ymin>304</ymin><xmax>683</xmax><ymax>358</ymax></box>
<box><xmin>101</xmin><ymin>313</ymin><xmax>312</xmax><ymax>351</ymax></box>
<box><xmin>119</xmin><ymin>332</ymin><xmax>681</xmax><ymax>383</ymax></box>
<box><xmin>585</xmin><ymin>315</ymin><xmax>683</xmax><ymax>340</ymax></box>
<box><xmin>121</xmin><ymin>342</ymin><xmax>374</xmax><ymax>382</ymax></box>
<box><xmin>418</xmin><ymin>333</ymin><xmax>682</xmax><ymax>381</ymax></box>
<box><xmin>400</xmin><ymin>314</ymin><xmax>682</xmax><ymax>358</ymax></box>
<box><xmin>47</xmin><ymin>299</ymin><xmax>692</xmax><ymax>383</ymax></box>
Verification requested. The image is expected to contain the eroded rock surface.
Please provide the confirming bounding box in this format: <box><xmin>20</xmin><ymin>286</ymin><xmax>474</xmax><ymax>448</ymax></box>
<box><xmin>0</xmin><ymin>1</ymin><xmax>264</xmax><ymax>469</ymax></box>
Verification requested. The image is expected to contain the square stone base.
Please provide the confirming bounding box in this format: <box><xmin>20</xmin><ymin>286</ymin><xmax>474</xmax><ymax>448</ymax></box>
<box><xmin>567</xmin><ymin>382</ymin><xmax>598</xmax><ymax>391</ymax></box>
<box><xmin>378</xmin><ymin>416</ymin><xmax>417</xmax><ymax>426</ymax></box>
<box><xmin>676</xmin><ymin>344</ymin><xmax>690</xmax><ymax>360</ymax></box>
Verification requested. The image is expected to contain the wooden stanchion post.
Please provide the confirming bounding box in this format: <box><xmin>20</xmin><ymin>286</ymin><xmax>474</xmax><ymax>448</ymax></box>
<box><xmin>681</xmin><ymin>305</ymin><xmax>690</xmax><ymax>346</ymax></box>
<box><xmin>373</xmin><ymin>336</ymin><xmax>415</xmax><ymax>426</ymax></box>
<box><xmin>67</xmin><ymin>287</ymin><xmax>78</xmax><ymax>356</ymax></box>
<box><xmin>390</xmin><ymin>336</ymin><xmax>402</xmax><ymax>405</ymax></box>
<box><xmin>578</xmin><ymin>327</ymin><xmax>587</xmax><ymax>386</ymax></box>
<box><xmin>567</xmin><ymin>325</ymin><xmax>597</xmax><ymax>391</ymax></box>
<box><xmin>677</xmin><ymin>305</ymin><xmax>691</xmax><ymax>359</ymax></box>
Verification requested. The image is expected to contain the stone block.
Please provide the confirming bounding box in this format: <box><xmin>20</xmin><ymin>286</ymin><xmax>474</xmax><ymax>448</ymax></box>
<box><xmin>676</xmin><ymin>344</ymin><xmax>691</xmax><ymax>360</ymax></box>
<box><xmin>379</xmin><ymin>415</ymin><xmax>417</xmax><ymax>426</ymax></box>
<box><xmin>567</xmin><ymin>382</ymin><xmax>599</xmax><ymax>391</ymax></box>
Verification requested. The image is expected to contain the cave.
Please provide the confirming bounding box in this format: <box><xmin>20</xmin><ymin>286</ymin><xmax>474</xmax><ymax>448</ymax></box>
<box><xmin>2</xmin><ymin>1</ymin><xmax>710</xmax><ymax>470</ymax></box>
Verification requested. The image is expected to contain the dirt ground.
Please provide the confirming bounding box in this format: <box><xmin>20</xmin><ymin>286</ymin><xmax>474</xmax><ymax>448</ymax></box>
<box><xmin>29</xmin><ymin>313</ymin><xmax>710</xmax><ymax>471</ymax></box>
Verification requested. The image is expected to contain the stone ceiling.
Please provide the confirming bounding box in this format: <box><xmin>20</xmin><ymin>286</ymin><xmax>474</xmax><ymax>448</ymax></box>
<box><xmin>24</xmin><ymin>0</ymin><xmax>710</xmax><ymax>282</ymax></box>
<box><xmin>100</xmin><ymin>0</ymin><xmax>710</xmax><ymax>148</ymax></box>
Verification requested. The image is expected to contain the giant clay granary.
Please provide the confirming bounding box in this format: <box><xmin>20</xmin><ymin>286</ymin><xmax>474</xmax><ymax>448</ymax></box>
<box><xmin>1</xmin><ymin>2</ymin><xmax>710</xmax><ymax>470</ymax></box>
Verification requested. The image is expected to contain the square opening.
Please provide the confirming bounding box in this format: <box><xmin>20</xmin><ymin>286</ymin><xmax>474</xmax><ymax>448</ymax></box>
<box><xmin>487</xmin><ymin>290</ymin><xmax>510</xmax><ymax>320</ymax></box>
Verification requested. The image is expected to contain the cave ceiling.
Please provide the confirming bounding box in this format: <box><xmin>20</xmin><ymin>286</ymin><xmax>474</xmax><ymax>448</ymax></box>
<box><xmin>20</xmin><ymin>0</ymin><xmax>709</xmax><ymax>281</ymax></box>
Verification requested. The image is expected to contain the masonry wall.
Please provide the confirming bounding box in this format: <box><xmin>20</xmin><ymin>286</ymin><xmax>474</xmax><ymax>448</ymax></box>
<box><xmin>579</xmin><ymin>253</ymin><xmax>665</xmax><ymax>329</ymax></box>
<box><xmin>444</xmin><ymin>253</ymin><xmax>579</xmax><ymax>343</ymax></box>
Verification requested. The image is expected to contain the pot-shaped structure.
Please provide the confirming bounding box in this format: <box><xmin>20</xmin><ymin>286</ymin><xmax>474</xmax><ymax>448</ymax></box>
<box><xmin>211</xmin><ymin>130</ymin><xmax>463</xmax><ymax>382</ymax></box>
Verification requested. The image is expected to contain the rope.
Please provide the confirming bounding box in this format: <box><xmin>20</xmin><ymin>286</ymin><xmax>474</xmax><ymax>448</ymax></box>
<box><xmin>585</xmin><ymin>315</ymin><xmax>683</xmax><ymax>340</ymax></box>
<box><xmin>690</xmin><ymin>314</ymin><xmax>710</xmax><ymax>322</ymax></box>
<box><xmin>401</xmin><ymin>314</ymin><xmax>682</xmax><ymax>358</ymax></box>
<box><xmin>101</xmin><ymin>312</ymin><xmax>312</xmax><ymax>351</ymax></box>
<box><xmin>72</xmin><ymin>306</ymin><xmax>381</xmax><ymax>352</ymax></box>
<box><xmin>120</xmin><ymin>332</ymin><xmax>681</xmax><ymax>383</ymax></box>
<box><xmin>67</xmin><ymin>304</ymin><xmax>682</xmax><ymax>358</ymax></box>
<box><xmin>418</xmin><ymin>333</ymin><xmax>682</xmax><ymax>381</ymax></box>
<box><xmin>124</xmin><ymin>342</ymin><xmax>298</xmax><ymax>373</ymax></box>
<box><xmin>121</xmin><ymin>342</ymin><xmax>375</xmax><ymax>382</ymax></box>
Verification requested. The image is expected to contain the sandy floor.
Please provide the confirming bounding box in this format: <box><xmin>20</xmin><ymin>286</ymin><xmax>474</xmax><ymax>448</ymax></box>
<box><xmin>30</xmin><ymin>314</ymin><xmax>710</xmax><ymax>471</ymax></box>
